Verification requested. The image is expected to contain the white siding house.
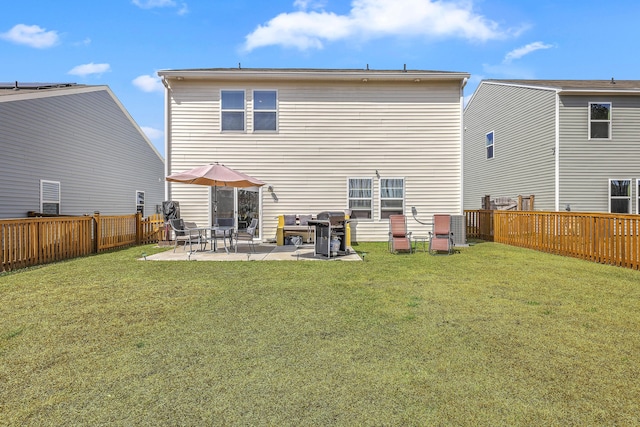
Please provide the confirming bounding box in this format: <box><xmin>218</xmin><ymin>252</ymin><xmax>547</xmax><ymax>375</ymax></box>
<box><xmin>464</xmin><ymin>79</ymin><xmax>640</xmax><ymax>214</ymax></box>
<box><xmin>0</xmin><ymin>83</ymin><xmax>165</xmax><ymax>219</ymax></box>
<box><xmin>158</xmin><ymin>68</ymin><xmax>469</xmax><ymax>242</ymax></box>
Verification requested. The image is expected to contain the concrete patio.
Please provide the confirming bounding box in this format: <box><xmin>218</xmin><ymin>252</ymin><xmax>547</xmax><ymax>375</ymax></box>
<box><xmin>142</xmin><ymin>243</ymin><xmax>362</xmax><ymax>262</ymax></box>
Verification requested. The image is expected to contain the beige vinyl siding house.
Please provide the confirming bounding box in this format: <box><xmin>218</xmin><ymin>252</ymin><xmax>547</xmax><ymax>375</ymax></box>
<box><xmin>159</xmin><ymin>68</ymin><xmax>469</xmax><ymax>242</ymax></box>
<box><xmin>464</xmin><ymin>79</ymin><xmax>640</xmax><ymax>214</ymax></box>
<box><xmin>0</xmin><ymin>83</ymin><xmax>165</xmax><ymax>219</ymax></box>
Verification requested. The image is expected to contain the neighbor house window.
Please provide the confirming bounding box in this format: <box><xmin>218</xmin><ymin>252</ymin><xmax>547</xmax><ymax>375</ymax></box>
<box><xmin>486</xmin><ymin>131</ymin><xmax>494</xmax><ymax>159</ymax></box>
<box><xmin>253</xmin><ymin>90</ymin><xmax>277</xmax><ymax>131</ymax></box>
<box><xmin>348</xmin><ymin>178</ymin><xmax>373</xmax><ymax>219</ymax></box>
<box><xmin>136</xmin><ymin>191</ymin><xmax>145</xmax><ymax>216</ymax></box>
<box><xmin>589</xmin><ymin>102</ymin><xmax>611</xmax><ymax>139</ymax></box>
<box><xmin>380</xmin><ymin>178</ymin><xmax>404</xmax><ymax>219</ymax></box>
<box><xmin>41</xmin><ymin>180</ymin><xmax>60</xmax><ymax>215</ymax></box>
<box><xmin>609</xmin><ymin>179</ymin><xmax>630</xmax><ymax>213</ymax></box>
<box><xmin>221</xmin><ymin>90</ymin><xmax>245</xmax><ymax>131</ymax></box>
<box><xmin>637</xmin><ymin>179</ymin><xmax>640</xmax><ymax>215</ymax></box>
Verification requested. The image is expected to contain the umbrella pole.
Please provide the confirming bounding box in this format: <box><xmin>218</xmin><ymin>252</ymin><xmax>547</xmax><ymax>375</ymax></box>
<box><xmin>213</xmin><ymin>185</ymin><xmax>219</xmax><ymax>227</ymax></box>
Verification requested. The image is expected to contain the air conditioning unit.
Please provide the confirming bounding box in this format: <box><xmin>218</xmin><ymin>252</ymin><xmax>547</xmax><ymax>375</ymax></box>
<box><xmin>450</xmin><ymin>215</ymin><xmax>466</xmax><ymax>246</ymax></box>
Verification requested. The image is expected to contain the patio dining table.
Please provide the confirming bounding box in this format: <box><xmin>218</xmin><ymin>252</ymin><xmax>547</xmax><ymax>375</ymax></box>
<box><xmin>196</xmin><ymin>226</ymin><xmax>235</xmax><ymax>254</ymax></box>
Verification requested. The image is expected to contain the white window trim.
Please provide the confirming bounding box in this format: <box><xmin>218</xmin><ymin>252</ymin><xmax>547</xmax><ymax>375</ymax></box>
<box><xmin>379</xmin><ymin>177</ymin><xmax>405</xmax><ymax>219</ymax></box>
<box><xmin>588</xmin><ymin>102</ymin><xmax>612</xmax><ymax>140</ymax></box>
<box><xmin>486</xmin><ymin>130</ymin><xmax>495</xmax><ymax>160</ymax></box>
<box><xmin>636</xmin><ymin>179</ymin><xmax>640</xmax><ymax>215</ymax></box>
<box><xmin>608</xmin><ymin>178</ymin><xmax>631</xmax><ymax>214</ymax></box>
<box><xmin>221</xmin><ymin>89</ymin><xmax>246</xmax><ymax>132</ymax></box>
<box><xmin>347</xmin><ymin>177</ymin><xmax>374</xmax><ymax>221</ymax></box>
<box><xmin>252</xmin><ymin>89</ymin><xmax>278</xmax><ymax>133</ymax></box>
<box><xmin>40</xmin><ymin>180</ymin><xmax>61</xmax><ymax>215</ymax></box>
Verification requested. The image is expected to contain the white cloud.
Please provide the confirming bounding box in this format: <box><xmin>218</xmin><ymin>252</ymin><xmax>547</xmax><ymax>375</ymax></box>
<box><xmin>141</xmin><ymin>126</ymin><xmax>163</xmax><ymax>141</ymax></box>
<box><xmin>293</xmin><ymin>0</ymin><xmax>327</xmax><ymax>10</ymax></box>
<box><xmin>132</xmin><ymin>0</ymin><xmax>176</xmax><ymax>8</ymax></box>
<box><xmin>133</xmin><ymin>74</ymin><xmax>164</xmax><ymax>93</ymax></box>
<box><xmin>132</xmin><ymin>0</ymin><xmax>188</xmax><ymax>14</ymax></box>
<box><xmin>68</xmin><ymin>63</ymin><xmax>111</xmax><ymax>77</ymax></box>
<box><xmin>244</xmin><ymin>0</ymin><xmax>513</xmax><ymax>52</ymax></box>
<box><xmin>177</xmin><ymin>3</ymin><xmax>189</xmax><ymax>15</ymax></box>
<box><xmin>503</xmin><ymin>41</ymin><xmax>554</xmax><ymax>63</ymax></box>
<box><xmin>0</xmin><ymin>24</ymin><xmax>59</xmax><ymax>48</ymax></box>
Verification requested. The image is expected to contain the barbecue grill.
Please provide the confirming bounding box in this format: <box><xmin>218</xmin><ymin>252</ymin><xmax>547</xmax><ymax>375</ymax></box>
<box><xmin>308</xmin><ymin>211</ymin><xmax>350</xmax><ymax>257</ymax></box>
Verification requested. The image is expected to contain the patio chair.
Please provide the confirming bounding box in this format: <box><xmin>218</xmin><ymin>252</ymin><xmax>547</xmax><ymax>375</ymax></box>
<box><xmin>234</xmin><ymin>218</ymin><xmax>258</xmax><ymax>253</ymax></box>
<box><xmin>169</xmin><ymin>219</ymin><xmax>203</xmax><ymax>253</ymax></box>
<box><xmin>429</xmin><ymin>214</ymin><xmax>454</xmax><ymax>255</ymax></box>
<box><xmin>388</xmin><ymin>214</ymin><xmax>412</xmax><ymax>253</ymax></box>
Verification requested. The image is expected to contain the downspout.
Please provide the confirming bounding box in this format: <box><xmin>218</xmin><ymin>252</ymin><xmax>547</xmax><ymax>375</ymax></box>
<box><xmin>162</xmin><ymin>76</ymin><xmax>171</xmax><ymax>203</ymax></box>
<box><xmin>460</xmin><ymin>77</ymin><xmax>468</xmax><ymax>215</ymax></box>
<box><xmin>554</xmin><ymin>90</ymin><xmax>560</xmax><ymax>211</ymax></box>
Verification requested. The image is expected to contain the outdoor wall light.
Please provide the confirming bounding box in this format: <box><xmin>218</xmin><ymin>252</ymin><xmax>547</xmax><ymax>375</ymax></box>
<box><xmin>267</xmin><ymin>185</ymin><xmax>274</xmax><ymax>192</ymax></box>
<box><xmin>375</xmin><ymin>170</ymin><xmax>380</xmax><ymax>178</ymax></box>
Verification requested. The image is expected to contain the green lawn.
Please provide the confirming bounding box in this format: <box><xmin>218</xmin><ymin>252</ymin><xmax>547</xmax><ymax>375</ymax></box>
<box><xmin>1</xmin><ymin>241</ymin><xmax>639</xmax><ymax>426</ymax></box>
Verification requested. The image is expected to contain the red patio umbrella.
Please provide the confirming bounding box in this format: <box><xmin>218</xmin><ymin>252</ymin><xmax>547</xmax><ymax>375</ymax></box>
<box><xmin>166</xmin><ymin>162</ymin><xmax>265</xmax><ymax>225</ymax></box>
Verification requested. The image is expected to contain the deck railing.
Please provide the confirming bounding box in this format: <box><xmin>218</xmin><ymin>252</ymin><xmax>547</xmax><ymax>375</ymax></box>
<box><xmin>465</xmin><ymin>210</ymin><xmax>640</xmax><ymax>270</ymax></box>
<box><xmin>1</xmin><ymin>213</ymin><xmax>164</xmax><ymax>272</ymax></box>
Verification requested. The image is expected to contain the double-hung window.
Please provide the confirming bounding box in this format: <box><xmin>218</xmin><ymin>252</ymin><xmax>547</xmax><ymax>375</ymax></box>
<box><xmin>348</xmin><ymin>178</ymin><xmax>373</xmax><ymax>219</ymax></box>
<box><xmin>253</xmin><ymin>90</ymin><xmax>277</xmax><ymax>131</ymax></box>
<box><xmin>136</xmin><ymin>191</ymin><xmax>145</xmax><ymax>216</ymax></box>
<box><xmin>609</xmin><ymin>179</ymin><xmax>630</xmax><ymax>213</ymax></box>
<box><xmin>41</xmin><ymin>180</ymin><xmax>60</xmax><ymax>215</ymax></box>
<box><xmin>380</xmin><ymin>178</ymin><xmax>404</xmax><ymax>219</ymax></box>
<box><xmin>637</xmin><ymin>179</ymin><xmax>640</xmax><ymax>215</ymax></box>
<box><xmin>486</xmin><ymin>131</ymin><xmax>494</xmax><ymax>159</ymax></box>
<box><xmin>221</xmin><ymin>90</ymin><xmax>245</xmax><ymax>131</ymax></box>
<box><xmin>589</xmin><ymin>102</ymin><xmax>611</xmax><ymax>139</ymax></box>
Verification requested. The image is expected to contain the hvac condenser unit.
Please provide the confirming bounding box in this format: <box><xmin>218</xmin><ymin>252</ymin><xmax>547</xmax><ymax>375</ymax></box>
<box><xmin>450</xmin><ymin>215</ymin><xmax>467</xmax><ymax>246</ymax></box>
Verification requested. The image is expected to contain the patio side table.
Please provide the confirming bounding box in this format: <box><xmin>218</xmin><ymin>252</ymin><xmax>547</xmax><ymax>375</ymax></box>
<box><xmin>413</xmin><ymin>236</ymin><xmax>429</xmax><ymax>253</ymax></box>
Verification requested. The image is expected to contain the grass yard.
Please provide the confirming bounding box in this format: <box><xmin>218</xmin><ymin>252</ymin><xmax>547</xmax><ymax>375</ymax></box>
<box><xmin>1</xmin><ymin>241</ymin><xmax>639</xmax><ymax>426</ymax></box>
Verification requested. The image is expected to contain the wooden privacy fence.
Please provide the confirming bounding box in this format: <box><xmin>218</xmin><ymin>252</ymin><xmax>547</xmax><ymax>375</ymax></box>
<box><xmin>1</xmin><ymin>213</ymin><xmax>164</xmax><ymax>272</ymax></box>
<box><xmin>465</xmin><ymin>210</ymin><xmax>640</xmax><ymax>270</ymax></box>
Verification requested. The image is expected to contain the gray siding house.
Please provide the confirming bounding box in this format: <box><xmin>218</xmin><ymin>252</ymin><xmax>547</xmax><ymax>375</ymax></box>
<box><xmin>158</xmin><ymin>67</ymin><xmax>469</xmax><ymax>242</ymax></box>
<box><xmin>463</xmin><ymin>79</ymin><xmax>640</xmax><ymax>213</ymax></box>
<box><xmin>0</xmin><ymin>83</ymin><xmax>165</xmax><ymax>219</ymax></box>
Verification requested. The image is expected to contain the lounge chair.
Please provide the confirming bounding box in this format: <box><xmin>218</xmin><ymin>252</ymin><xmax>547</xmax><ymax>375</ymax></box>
<box><xmin>388</xmin><ymin>214</ymin><xmax>412</xmax><ymax>253</ymax></box>
<box><xmin>429</xmin><ymin>214</ymin><xmax>454</xmax><ymax>255</ymax></box>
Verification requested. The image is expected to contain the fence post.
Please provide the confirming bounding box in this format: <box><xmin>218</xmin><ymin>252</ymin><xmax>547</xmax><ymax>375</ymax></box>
<box><xmin>93</xmin><ymin>213</ymin><xmax>101</xmax><ymax>253</ymax></box>
<box><xmin>136</xmin><ymin>212</ymin><xmax>143</xmax><ymax>244</ymax></box>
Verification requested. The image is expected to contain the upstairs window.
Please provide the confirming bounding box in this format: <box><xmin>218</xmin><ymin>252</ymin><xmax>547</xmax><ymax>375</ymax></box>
<box><xmin>41</xmin><ymin>180</ymin><xmax>60</xmax><ymax>215</ymax></box>
<box><xmin>486</xmin><ymin>131</ymin><xmax>494</xmax><ymax>159</ymax></box>
<box><xmin>348</xmin><ymin>178</ymin><xmax>373</xmax><ymax>219</ymax></box>
<box><xmin>253</xmin><ymin>90</ymin><xmax>277</xmax><ymax>131</ymax></box>
<box><xmin>221</xmin><ymin>90</ymin><xmax>245</xmax><ymax>131</ymax></box>
<box><xmin>380</xmin><ymin>178</ymin><xmax>404</xmax><ymax>219</ymax></box>
<box><xmin>589</xmin><ymin>102</ymin><xmax>611</xmax><ymax>139</ymax></box>
<box><xmin>609</xmin><ymin>179</ymin><xmax>630</xmax><ymax>213</ymax></box>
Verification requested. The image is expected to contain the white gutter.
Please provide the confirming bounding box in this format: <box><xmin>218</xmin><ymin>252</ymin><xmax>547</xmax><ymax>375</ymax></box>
<box><xmin>163</xmin><ymin>77</ymin><xmax>171</xmax><ymax>203</ymax></box>
<box><xmin>157</xmin><ymin>69</ymin><xmax>470</xmax><ymax>83</ymax></box>
<box><xmin>554</xmin><ymin>90</ymin><xmax>560</xmax><ymax>211</ymax></box>
<box><xmin>460</xmin><ymin>78</ymin><xmax>468</xmax><ymax>214</ymax></box>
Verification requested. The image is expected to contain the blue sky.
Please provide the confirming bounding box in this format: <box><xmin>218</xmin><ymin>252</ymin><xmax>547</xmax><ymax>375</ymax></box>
<box><xmin>2</xmin><ymin>0</ymin><xmax>639</xmax><ymax>158</ymax></box>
